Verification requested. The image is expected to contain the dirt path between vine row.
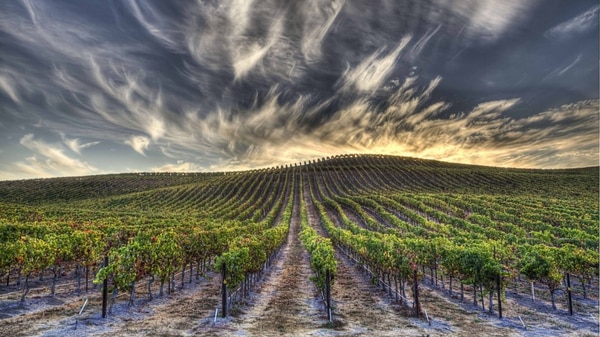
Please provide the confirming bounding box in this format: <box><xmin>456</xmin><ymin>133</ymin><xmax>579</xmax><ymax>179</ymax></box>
<box><xmin>212</xmin><ymin>178</ymin><xmax>327</xmax><ymax>336</ymax></box>
<box><xmin>302</xmin><ymin>177</ymin><xmax>429</xmax><ymax>336</ymax></box>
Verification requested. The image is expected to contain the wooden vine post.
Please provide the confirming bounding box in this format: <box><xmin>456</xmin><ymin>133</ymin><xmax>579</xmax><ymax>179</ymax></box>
<box><xmin>325</xmin><ymin>270</ymin><xmax>332</xmax><ymax>322</ymax></box>
<box><xmin>413</xmin><ymin>269</ymin><xmax>420</xmax><ymax>318</ymax></box>
<box><xmin>496</xmin><ymin>272</ymin><xmax>502</xmax><ymax>319</ymax></box>
<box><xmin>221</xmin><ymin>263</ymin><xmax>227</xmax><ymax>318</ymax></box>
<box><xmin>101</xmin><ymin>256</ymin><xmax>108</xmax><ymax>318</ymax></box>
<box><xmin>566</xmin><ymin>272</ymin><xmax>573</xmax><ymax>315</ymax></box>
<box><xmin>495</xmin><ymin>247</ymin><xmax>502</xmax><ymax>319</ymax></box>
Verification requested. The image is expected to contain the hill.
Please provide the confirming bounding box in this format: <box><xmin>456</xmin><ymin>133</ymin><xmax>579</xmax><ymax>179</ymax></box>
<box><xmin>0</xmin><ymin>154</ymin><xmax>598</xmax><ymax>337</ymax></box>
<box><xmin>0</xmin><ymin>154</ymin><xmax>597</xmax><ymax>205</ymax></box>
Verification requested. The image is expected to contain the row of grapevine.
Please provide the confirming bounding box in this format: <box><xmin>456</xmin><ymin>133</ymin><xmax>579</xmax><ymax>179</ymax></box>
<box><xmin>307</xmin><ymin>159</ymin><xmax>598</xmax><ymax>315</ymax></box>
<box><xmin>213</xmin><ymin>169</ymin><xmax>296</xmax><ymax>316</ymax></box>
<box><xmin>298</xmin><ymin>175</ymin><xmax>336</xmax><ymax>320</ymax></box>
<box><xmin>0</xmin><ymin>155</ymin><xmax>596</xmax><ymax>325</ymax></box>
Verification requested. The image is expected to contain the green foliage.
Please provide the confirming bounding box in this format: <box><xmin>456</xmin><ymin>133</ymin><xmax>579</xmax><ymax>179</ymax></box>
<box><xmin>556</xmin><ymin>244</ymin><xmax>599</xmax><ymax>278</ymax></box>
<box><xmin>0</xmin><ymin>155</ymin><xmax>596</xmax><ymax>311</ymax></box>
<box><xmin>519</xmin><ymin>245</ymin><xmax>563</xmax><ymax>292</ymax></box>
<box><xmin>215</xmin><ymin>247</ymin><xmax>250</xmax><ymax>288</ymax></box>
<box><xmin>298</xmin><ymin>178</ymin><xmax>337</xmax><ymax>291</ymax></box>
<box><xmin>150</xmin><ymin>230</ymin><xmax>183</xmax><ymax>283</ymax></box>
<box><xmin>19</xmin><ymin>236</ymin><xmax>53</xmax><ymax>275</ymax></box>
<box><xmin>94</xmin><ymin>240</ymin><xmax>144</xmax><ymax>292</ymax></box>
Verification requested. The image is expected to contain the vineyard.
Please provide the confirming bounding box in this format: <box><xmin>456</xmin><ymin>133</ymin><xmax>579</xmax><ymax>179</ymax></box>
<box><xmin>0</xmin><ymin>154</ymin><xmax>598</xmax><ymax>336</ymax></box>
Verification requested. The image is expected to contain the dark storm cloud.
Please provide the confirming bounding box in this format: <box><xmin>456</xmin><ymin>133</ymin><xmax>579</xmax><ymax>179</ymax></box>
<box><xmin>0</xmin><ymin>0</ymin><xmax>597</xmax><ymax>179</ymax></box>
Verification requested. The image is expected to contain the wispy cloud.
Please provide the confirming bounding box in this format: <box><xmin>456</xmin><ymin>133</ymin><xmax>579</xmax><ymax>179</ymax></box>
<box><xmin>186</xmin><ymin>79</ymin><xmax>597</xmax><ymax>170</ymax></box>
<box><xmin>41</xmin><ymin>66</ymin><xmax>598</xmax><ymax>171</ymax></box>
<box><xmin>0</xmin><ymin>0</ymin><xmax>596</xmax><ymax>179</ymax></box>
<box><xmin>542</xmin><ymin>54</ymin><xmax>583</xmax><ymax>81</ymax></box>
<box><xmin>228</xmin><ymin>0</ymin><xmax>255</xmax><ymax>38</ymax></box>
<box><xmin>231</xmin><ymin>11</ymin><xmax>285</xmax><ymax>80</ymax></box>
<box><xmin>301</xmin><ymin>0</ymin><xmax>345</xmax><ymax>63</ymax></box>
<box><xmin>5</xmin><ymin>0</ymin><xmax>141</xmax><ymax>65</ymax></box>
<box><xmin>340</xmin><ymin>36</ymin><xmax>411</xmax><ymax>93</ymax></box>
<box><xmin>546</xmin><ymin>5</ymin><xmax>599</xmax><ymax>39</ymax></box>
<box><xmin>125</xmin><ymin>135</ymin><xmax>151</xmax><ymax>156</ymax></box>
<box><xmin>84</xmin><ymin>57</ymin><xmax>169</xmax><ymax>142</ymax></box>
<box><xmin>60</xmin><ymin>133</ymin><xmax>100</xmax><ymax>155</ymax></box>
<box><xmin>433</xmin><ymin>0</ymin><xmax>535</xmax><ymax>42</ymax></box>
<box><xmin>125</xmin><ymin>0</ymin><xmax>182</xmax><ymax>51</ymax></box>
<box><xmin>0</xmin><ymin>72</ymin><xmax>20</xmax><ymax>104</ymax></box>
<box><xmin>152</xmin><ymin>160</ymin><xmax>203</xmax><ymax>173</ymax></box>
<box><xmin>407</xmin><ymin>24</ymin><xmax>441</xmax><ymax>61</ymax></box>
<box><xmin>0</xmin><ymin>134</ymin><xmax>99</xmax><ymax>179</ymax></box>
<box><xmin>183</xmin><ymin>1</ymin><xmax>297</xmax><ymax>82</ymax></box>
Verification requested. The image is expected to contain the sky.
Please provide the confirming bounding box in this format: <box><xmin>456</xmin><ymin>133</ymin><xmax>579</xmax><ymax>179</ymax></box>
<box><xmin>0</xmin><ymin>0</ymin><xmax>598</xmax><ymax>180</ymax></box>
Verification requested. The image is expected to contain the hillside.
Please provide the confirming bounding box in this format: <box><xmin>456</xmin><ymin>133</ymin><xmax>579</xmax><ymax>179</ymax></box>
<box><xmin>0</xmin><ymin>154</ymin><xmax>597</xmax><ymax>205</ymax></box>
<box><xmin>0</xmin><ymin>154</ymin><xmax>598</xmax><ymax>337</ymax></box>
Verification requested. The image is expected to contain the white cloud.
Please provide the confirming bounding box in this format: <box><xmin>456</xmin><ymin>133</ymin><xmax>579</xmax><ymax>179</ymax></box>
<box><xmin>2</xmin><ymin>0</ymin><xmax>142</xmax><ymax>67</ymax></box>
<box><xmin>125</xmin><ymin>135</ymin><xmax>151</xmax><ymax>156</ymax></box>
<box><xmin>184</xmin><ymin>1</ymin><xmax>291</xmax><ymax>81</ymax></box>
<box><xmin>341</xmin><ymin>35</ymin><xmax>412</xmax><ymax>93</ymax></box>
<box><xmin>180</xmin><ymin>1</ymin><xmax>303</xmax><ymax>83</ymax></box>
<box><xmin>21</xmin><ymin>0</ymin><xmax>38</xmax><ymax>25</ymax></box>
<box><xmin>231</xmin><ymin>42</ymin><xmax>270</xmax><ymax>79</ymax></box>
<box><xmin>301</xmin><ymin>0</ymin><xmax>345</xmax><ymax>63</ymax></box>
<box><xmin>185</xmin><ymin>77</ymin><xmax>597</xmax><ymax>170</ymax></box>
<box><xmin>228</xmin><ymin>0</ymin><xmax>255</xmax><ymax>37</ymax></box>
<box><xmin>125</xmin><ymin>0</ymin><xmax>181</xmax><ymax>51</ymax></box>
<box><xmin>467</xmin><ymin>1</ymin><xmax>529</xmax><ymax>40</ymax></box>
<box><xmin>0</xmin><ymin>72</ymin><xmax>20</xmax><ymax>103</ymax></box>
<box><xmin>230</xmin><ymin>9</ymin><xmax>287</xmax><ymax>80</ymax></box>
<box><xmin>84</xmin><ymin>57</ymin><xmax>168</xmax><ymax>141</ymax></box>
<box><xmin>407</xmin><ymin>24</ymin><xmax>441</xmax><ymax>61</ymax></box>
<box><xmin>226</xmin><ymin>0</ymin><xmax>272</xmax><ymax>80</ymax></box>
<box><xmin>0</xmin><ymin>0</ymin><xmax>594</xmax><ymax>178</ymax></box>
<box><xmin>60</xmin><ymin>133</ymin><xmax>100</xmax><ymax>155</ymax></box>
<box><xmin>436</xmin><ymin>0</ymin><xmax>535</xmax><ymax>42</ymax></box>
<box><xmin>152</xmin><ymin>160</ymin><xmax>202</xmax><ymax>173</ymax></box>
<box><xmin>546</xmin><ymin>5</ymin><xmax>599</xmax><ymax>39</ymax></box>
<box><xmin>542</xmin><ymin>54</ymin><xmax>582</xmax><ymax>81</ymax></box>
<box><xmin>7</xmin><ymin>133</ymin><xmax>99</xmax><ymax>178</ymax></box>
